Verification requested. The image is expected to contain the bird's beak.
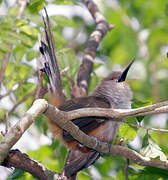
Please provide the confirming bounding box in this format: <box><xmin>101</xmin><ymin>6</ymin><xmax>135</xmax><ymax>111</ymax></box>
<box><xmin>118</xmin><ymin>58</ymin><xmax>135</xmax><ymax>82</ymax></box>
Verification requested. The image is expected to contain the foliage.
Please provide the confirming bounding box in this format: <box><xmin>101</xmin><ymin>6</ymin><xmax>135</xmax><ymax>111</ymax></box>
<box><xmin>0</xmin><ymin>0</ymin><xmax>168</xmax><ymax>179</ymax></box>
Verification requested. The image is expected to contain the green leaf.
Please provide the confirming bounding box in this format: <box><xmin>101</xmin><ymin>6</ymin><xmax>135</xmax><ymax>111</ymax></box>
<box><xmin>132</xmin><ymin>98</ymin><xmax>152</xmax><ymax>109</ymax></box>
<box><xmin>140</xmin><ymin>134</ymin><xmax>167</xmax><ymax>161</ymax></box>
<box><xmin>19</xmin><ymin>32</ymin><xmax>36</xmax><ymax>47</ymax></box>
<box><xmin>28</xmin><ymin>145</ymin><xmax>60</xmax><ymax>171</ymax></box>
<box><xmin>138</xmin><ymin>167</ymin><xmax>168</xmax><ymax>178</ymax></box>
<box><xmin>28</xmin><ymin>0</ymin><xmax>44</xmax><ymax>13</ymax></box>
<box><xmin>13</xmin><ymin>45</ymin><xmax>26</xmax><ymax>62</ymax></box>
<box><xmin>27</xmin><ymin>50</ymin><xmax>39</xmax><ymax>61</ymax></box>
<box><xmin>51</xmin><ymin>16</ymin><xmax>76</xmax><ymax>27</ymax></box>
<box><xmin>132</xmin><ymin>99</ymin><xmax>152</xmax><ymax>123</ymax></box>
<box><xmin>53</xmin><ymin>0</ymin><xmax>77</xmax><ymax>5</ymax></box>
<box><xmin>19</xmin><ymin>25</ymin><xmax>39</xmax><ymax>37</ymax></box>
<box><xmin>0</xmin><ymin>43</ymin><xmax>12</xmax><ymax>53</ymax></box>
<box><xmin>5</xmin><ymin>62</ymin><xmax>33</xmax><ymax>90</ymax></box>
<box><xmin>35</xmin><ymin>115</ymin><xmax>48</xmax><ymax>135</ymax></box>
<box><xmin>88</xmin><ymin>71</ymin><xmax>100</xmax><ymax>94</ymax></box>
<box><xmin>57</xmin><ymin>48</ymin><xmax>80</xmax><ymax>98</ymax></box>
<box><xmin>118</xmin><ymin>123</ymin><xmax>137</xmax><ymax>141</ymax></box>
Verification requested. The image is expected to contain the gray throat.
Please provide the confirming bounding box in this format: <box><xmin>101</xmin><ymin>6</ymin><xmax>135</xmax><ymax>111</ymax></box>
<box><xmin>91</xmin><ymin>80</ymin><xmax>132</xmax><ymax>109</ymax></box>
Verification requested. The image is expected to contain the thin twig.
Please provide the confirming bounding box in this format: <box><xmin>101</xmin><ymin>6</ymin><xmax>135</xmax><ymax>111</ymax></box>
<box><xmin>60</xmin><ymin>67</ymin><xmax>69</xmax><ymax>77</ymax></box>
<box><xmin>34</xmin><ymin>70</ymin><xmax>48</xmax><ymax>100</ymax></box>
<box><xmin>127</xmin><ymin>122</ymin><xmax>168</xmax><ymax>133</ymax></box>
<box><xmin>0</xmin><ymin>78</ymin><xmax>29</xmax><ymax>100</ymax></box>
<box><xmin>0</xmin><ymin>90</ymin><xmax>36</xmax><ymax>122</ymax></box>
<box><xmin>8</xmin><ymin>90</ymin><xmax>36</xmax><ymax>115</ymax></box>
<box><xmin>16</xmin><ymin>0</ymin><xmax>28</xmax><ymax>19</ymax></box>
<box><xmin>0</xmin><ymin>113</ymin><xmax>9</xmax><ymax>136</ymax></box>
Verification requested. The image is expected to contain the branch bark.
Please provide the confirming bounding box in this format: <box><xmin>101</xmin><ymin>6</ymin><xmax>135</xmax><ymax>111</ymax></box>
<box><xmin>2</xmin><ymin>149</ymin><xmax>57</xmax><ymax>180</ymax></box>
<box><xmin>34</xmin><ymin>70</ymin><xmax>48</xmax><ymax>100</ymax></box>
<box><xmin>76</xmin><ymin>0</ymin><xmax>114</xmax><ymax>96</ymax></box>
<box><xmin>0</xmin><ymin>99</ymin><xmax>48</xmax><ymax>163</ymax></box>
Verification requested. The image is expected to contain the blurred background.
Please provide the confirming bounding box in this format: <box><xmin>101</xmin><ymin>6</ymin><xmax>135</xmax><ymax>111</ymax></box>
<box><xmin>0</xmin><ymin>0</ymin><xmax>168</xmax><ymax>179</ymax></box>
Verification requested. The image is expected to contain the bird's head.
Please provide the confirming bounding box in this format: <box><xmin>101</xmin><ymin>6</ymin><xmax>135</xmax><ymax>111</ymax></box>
<box><xmin>91</xmin><ymin>59</ymin><xmax>135</xmax><ymax>108</ymax></box>
<box><xmin>102</xmin><ymin>59</ymin><xmax>134</xmax><ymax>83</ymax></box>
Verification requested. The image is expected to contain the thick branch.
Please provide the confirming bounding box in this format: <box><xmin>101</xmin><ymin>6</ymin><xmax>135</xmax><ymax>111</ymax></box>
<box><xmin>44</xmin><ymin>101</ymin><xmax>168</xmax><ymax>152</ymax></box>
<box><xmin>50</xmin><ymin>101</ymin><xmax>168</xmax><ymax>121</ymax></box>
<box><xmin>2</xmin><ymin>149</ymin><xmax>57</xmax><ymax>180</ymax></box>
<box><xmin>77</xmin><ymin>0</ymin><xmax>114</xmax><ymax>95</ymax></box>
<box><xmin>0</xmin><ymin>99</ymin><xmax>48</xmax><ymax>163</ymax></box>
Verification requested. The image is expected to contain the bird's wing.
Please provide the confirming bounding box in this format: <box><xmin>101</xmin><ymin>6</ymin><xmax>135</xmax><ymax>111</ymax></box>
<box><xmin>58</xmin><ymin>96</ymin><xmax>111</xmax><ymax>142</ymax></box>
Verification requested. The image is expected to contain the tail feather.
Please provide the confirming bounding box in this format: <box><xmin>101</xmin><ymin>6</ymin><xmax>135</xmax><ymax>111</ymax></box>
<box><xmin>63</xmin><ymin>150</ymin><xmax>100</xmax><ymax>178</ymax></box>
<box><xmin>38</xmin><ymin>8</ymin><xmax>66</xmax><ymax>106</ymax></box>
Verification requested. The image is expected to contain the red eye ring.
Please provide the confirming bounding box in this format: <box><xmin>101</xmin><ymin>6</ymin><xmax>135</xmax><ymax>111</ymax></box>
<box><xmin>112</xmin><ymin>76</ymin><xmax>118</xmax><ymax>80</ymax></box>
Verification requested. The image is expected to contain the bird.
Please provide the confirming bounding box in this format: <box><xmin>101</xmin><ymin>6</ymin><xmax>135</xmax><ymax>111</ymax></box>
<box><xmin>39</xmin><ymin>8</ymin><xmax>133</xmax><ymax>179</ymax></box>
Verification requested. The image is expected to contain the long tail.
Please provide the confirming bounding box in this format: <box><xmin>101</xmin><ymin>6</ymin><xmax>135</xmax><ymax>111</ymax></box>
<box><xmin>38</xmin><ymin>7</ymin><xmax>66</xmax><ymax>106</ymax></box>
<box><xmin>62</xmin><ymin>150</ymin><xmax>100</xmax><ymax>179</ymax></box>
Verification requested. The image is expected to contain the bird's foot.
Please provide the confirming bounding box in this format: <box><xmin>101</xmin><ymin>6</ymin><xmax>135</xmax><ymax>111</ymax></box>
<box><xmin>117</xmin><ymin>138</ymin><xmax>126</xmax><ymax>146</ymax></box>
<box><xmin>106</xmin><ymin>142</ymin><xmax>111</xmax><ymax>153</ymax></box>
<box><xmin>88</xmin><ymin>135</ymin><xmax>111</xmax><ymax>154</ymax></box>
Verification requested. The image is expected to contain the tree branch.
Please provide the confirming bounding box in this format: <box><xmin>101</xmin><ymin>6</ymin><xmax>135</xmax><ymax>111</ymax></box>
<box><xmin>2</xmin><ymin>149</ymin><xmax>57</xmax><ymax>180</ymax></box>
<box><xmin>44</xmin><ymin>101</ymin><xmax>168</xmax><ymax>170</ymax></box>
<box><xmin>1</xmin><ymin>99</ymin><xmax>168</xmax><ymax>177</ymax></box>
<box><xmin>0</xmin><ymin>99</ymin><xmax>48</xmax><ymax>163</ymax></box>
<box><xmin>16</xmin><ymin>0</ymin><xmax>28</xmax><ymax>19</ymax></box>
<box><xmin>127</xmin><ymin>122</ymin><xmax>168</xmax><ymax>133</ymax></box>
<box><xmin>76</xmin><ymin>0</ymin><xmax>114</xmax><ymax>96</ymax></box>
<box><xmin>34</xmin><ymin>70</ymin><xmax>48</xmax><ymax>100</ymax></box>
